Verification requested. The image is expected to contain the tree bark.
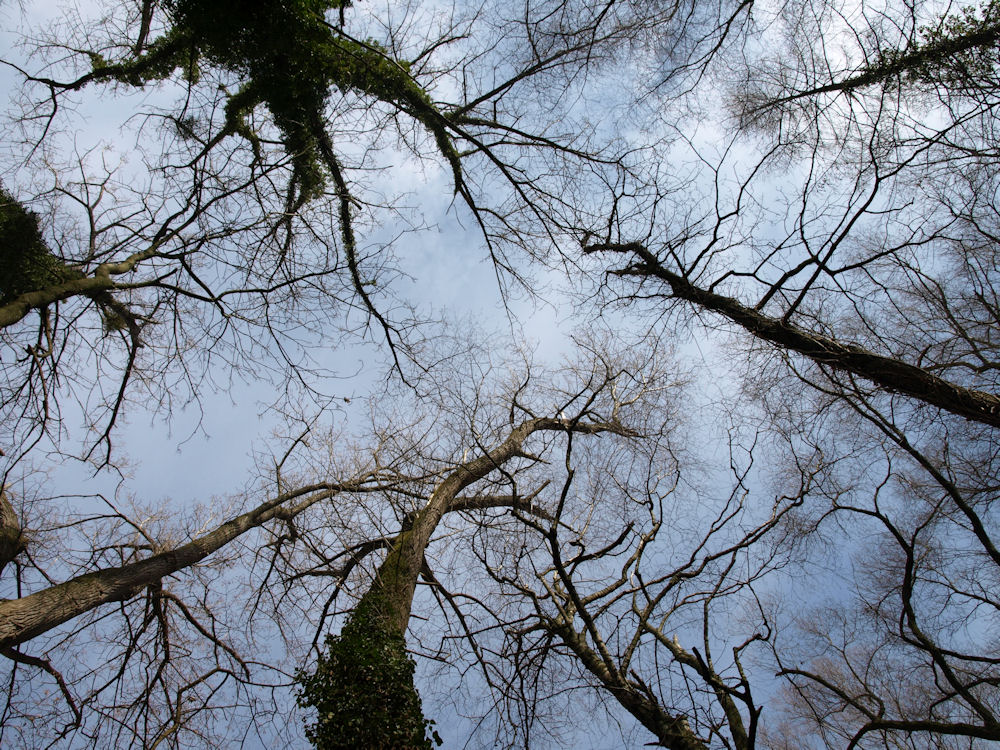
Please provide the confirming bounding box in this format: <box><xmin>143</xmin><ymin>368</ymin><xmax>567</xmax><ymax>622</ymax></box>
<box><xmin>586</xmin><ymin>243</ymin><xmax>1000</xmax><ymax>428</ymax></box>
<box><xmin>359</xmin><ymin>417</ymin><xmax>627</xmax><ymax>635</ymax></box>
<box><xmin>0</xmin><ymin>481</ymin><xmax>358</xmax><ymax>649</ymax></box>
<box><xmin>0</xmin><ymin>489</ymin><xmax>26</xmax><ymax>578</ymax></box>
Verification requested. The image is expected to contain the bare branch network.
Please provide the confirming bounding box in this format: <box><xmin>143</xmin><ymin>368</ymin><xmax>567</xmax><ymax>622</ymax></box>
<box><xmin>1</xmin><ymin>0</ymin><xmax>999</xmax><ymax>748</ymax></box>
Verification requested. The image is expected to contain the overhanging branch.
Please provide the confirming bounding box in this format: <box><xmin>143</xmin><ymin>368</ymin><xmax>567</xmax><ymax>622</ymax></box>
<box><xmin>586</xmin><ymin>242</ymin><xmax>1000</xmax><ymax>428</ymax></box>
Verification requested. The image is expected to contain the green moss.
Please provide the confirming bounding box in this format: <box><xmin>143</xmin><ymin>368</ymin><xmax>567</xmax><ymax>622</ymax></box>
<box><xmin>297</xmin><ymin>527</ymin><xmax>441</xmax><ymax>749</ymax></box>
<box><xmin>0</xmin><ymin>190</ymin><xmax>77</xmax><ymax>304</ymax></box>
<box><xmin>296</xmin><ymin>604</ymin><xmax>441</xmax><ymax>749</ymax></box>
<box><xmin>98</xmin><ymin>0</ymin><xmax>463</xmax><ymax>200</ymax></box>
<box><xmin>876</xmin><ymin>1</ymin><xmax>1000</xmax><ymax>89</ymax></box>
<box><xmin>0</xmin><ymin>189</ymin><xmax>140</xmax><ymax>334</ymax></box>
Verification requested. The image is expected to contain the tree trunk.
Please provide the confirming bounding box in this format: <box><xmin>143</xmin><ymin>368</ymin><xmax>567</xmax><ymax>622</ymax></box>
<box><xmin>0</xmin><ymin>481</ymin><xmax>351</xmax><ymax>649</ymax></box>
<box><xmin>586</xmin><ymin>242</ymin><xmax>1000</xmax><ymax>428</ymax></box>
<box><xmin>0</xmin><ymin>489</ymin><xmax>26</xmax><ymax>578</ymax></box>
<box><xmin>300</xmin><ymin>416</ymin><xmax>628</xmax><ymax>748</ymax></box>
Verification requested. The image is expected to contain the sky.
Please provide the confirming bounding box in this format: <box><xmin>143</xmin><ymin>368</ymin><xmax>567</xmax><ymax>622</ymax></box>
<box><xmin>0</xmin><ymin>3</ymin><xmax>614</xmax><ymax>745</ymax></box>
<box><xmin>0</xmin><ymin>2</ymin><xmax>842</xmax><ymax>748</ymax></box>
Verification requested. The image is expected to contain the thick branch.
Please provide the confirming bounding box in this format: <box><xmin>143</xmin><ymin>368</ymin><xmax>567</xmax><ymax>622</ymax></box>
<box><xmin>0</xmin><ymin>489</ymin><xmax>26</xmax><ymax>577</ymax></box>
<box><xmin>0</xmin><ymin>480</ymin><xmax>365</xmax><ymax>649</ymax></box>
<box><xmin>360</xmin><ymin>418</ymin><xmax>629</xmax><ymax>635</ymax></box>
<box><xmin>0</xmin><ymin>274</ymin><xmax>117</xmax><ymax>328</ymax></box>
<box><xmin>586</xmin><ymin>243</ymin><xmax>1000</xmax><ymax>427</ymax></box>
<box><xmin>401</xmin><ymin>483</ymin><xmax>553</xmax><ymax>528</ymax></box>
<box><xmin>549</xmin><ymin>620</ymin><xmax>708</xmax><ymax>750</ymax></box>
<box><xmin>0</xmin><ymin>245</ymin><xmax>158</xmax><ymax>329</ymax></box>
<box><xmin>646</xmin><ymin>628</ymin><xmax>751</xmax><ymax>750</ymax></box>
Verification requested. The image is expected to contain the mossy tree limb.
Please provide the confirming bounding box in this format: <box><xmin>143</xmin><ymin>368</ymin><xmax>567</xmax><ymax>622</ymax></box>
<box><xmin>73</xmin><ymin>0</ymin><xmax>462</xmax><ymax>203</ymax></box>
<box><xmin>0</xmin><ymin>189</ymin><xmax>149</xmax><ymax>333</ymax></box>
<box><xmin>744</xmin><ymin>0</ymin><xmax>1000</xmax><ymax>117</ymax></box>
<box><xmin>298</xmin><ymin>416</ymin><xmax>633</xmax><ymax>748</ymax></box>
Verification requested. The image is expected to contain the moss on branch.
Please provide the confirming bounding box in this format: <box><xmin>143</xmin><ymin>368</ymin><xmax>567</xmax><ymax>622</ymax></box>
<box><xmin>0</xmin><ymin>189</ymin><xmax>139</xmax><ymax>333</ymax></box>
<box><xmin>0</xmin><ymin>190</ymin><xmax>79</xmax><ymax>304</ymax></box>
<box><xmin>96</xmin><ymin>0</ymin><xmax>461</xmax><ymax>201</ymax></box>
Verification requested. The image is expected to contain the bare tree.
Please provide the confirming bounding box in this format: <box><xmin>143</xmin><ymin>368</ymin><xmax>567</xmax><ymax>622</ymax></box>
<box><xmin>6</xmin><ymin>1</ymin><xmax>1000</xmax><ymax>748</ymax></box>
<box><xmin>0</xmin><ymin>327</ymin><xmax>690</xmax><ymax>747</ymax></box>
<box><xmin>745</xmin><ymin>365</ymin><xmax>1000</xmax><ymax>749</ymax></box>
<box><xmin>0</xmin><ymin>2</ymin><xmax>735</xmax><ymax>746</ymax></box>
<box><xmin>560</xmin><ymin>2</ymin><xmax>1000</xmax><ymax>747</ymax></box>
<box><xmin>291</xmin><ymin>332</ymin><xmax>681</xmax><ymax>747</ymax></box>
<box><xmin>581</xmin><ymin>0</ymin><xmax>1000</xmax><ymax>426</ymax></box>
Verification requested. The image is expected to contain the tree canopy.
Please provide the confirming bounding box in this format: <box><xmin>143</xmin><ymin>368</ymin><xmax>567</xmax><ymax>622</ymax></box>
<box><xmin>1</xmin><ymin>0</ymin><xmax>999</xmax><ymax>748</ymax></box>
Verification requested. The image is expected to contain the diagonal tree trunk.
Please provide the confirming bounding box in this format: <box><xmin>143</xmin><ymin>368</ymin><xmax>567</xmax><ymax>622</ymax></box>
<box><xmin>752</xmin><ymin>14</ymin><xmax>1000</xmax><ymax>110</ymax></box>
<box><xmin>366</xmin><ymin>417</ymin><xmax>620</xmax><ymax>635</ymax></box>
<box><xmin>0</xmin><ymin>480</ymin><xmax>368</xmax><ymax>650</ymax></box>
<box><xmin>586</xmin><ymin>242</ymin><xmax>1000</xmax><ymax>428</ymax></box>
<box><xmin>299</xmin><ymin>416</ymin><xmax>630</xmax><ymax>749</ymax></box>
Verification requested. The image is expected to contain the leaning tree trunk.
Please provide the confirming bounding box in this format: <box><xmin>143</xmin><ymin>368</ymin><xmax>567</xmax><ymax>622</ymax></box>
<box><xmin>585</xmin><ymin>242</ymin><xmax>1000</xmax><ymax>428</ymax></box>
<box><xmin>0</xmin><ymin>481</ymin><xmax>359</xmax><ymax>650</ymax></box>
<box><xmin>297</xmin><ymin>416</ymin><xmax>626</xmax><ymax>749</ymax></box>
<box><xmin>0</xmin><ymin>489</ymin><xmax>26</xmax><ymax>578</ymax></box>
